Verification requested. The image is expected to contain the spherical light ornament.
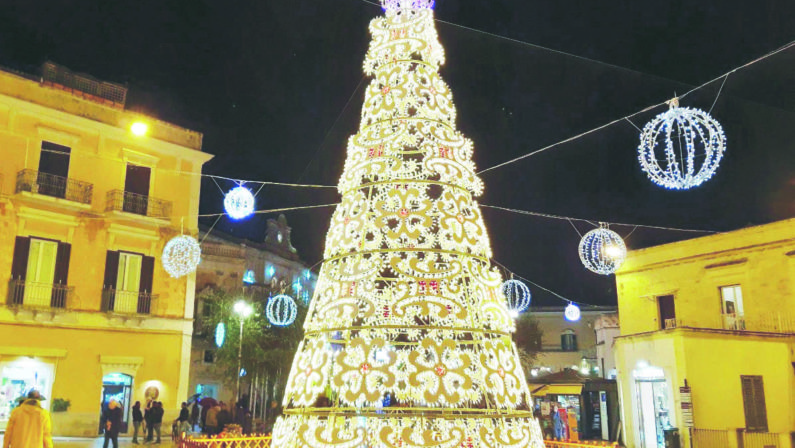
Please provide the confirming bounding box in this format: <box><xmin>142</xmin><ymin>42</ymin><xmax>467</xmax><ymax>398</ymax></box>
<box><xmin>266</xmin><ymin>294</ymin><xmax>297</xmax><ymax>327</ymax></box>
<box><xmin>214</xmin><ymin>322</ymin><xmax>226</xmax><ymax>348</ymax></box>
<box><xmin>224</xmin><ymin>186</ymin><xmax>255</xmax><ymax>220</ymax></box>
<box><xmin>162</xmin><ymin>235</ymin><xmax>201</xmax><ymax>278</ymax></box>
<box><xmin>381</xmin><ymin>0</ymin><xmax>434</xmax><ymax>11</ymax></box>
<box><xmin>565</xmin><ymin>303</ymin><xmax>581</xmax><ymax>322</ymax></box>
<box><xmin>501</xmin><ymin>279</ymin><xmax>531</xmax><ymax>315</ymax></box>
<box><xmin>638</xmin><ymin>100</ymin><xmax>727</xmax><ymax>190</ymax></box>
<box><xmin>579</xmin><ymin>226</ymin><xmax>627</xmax><ymax>275</ymax></box>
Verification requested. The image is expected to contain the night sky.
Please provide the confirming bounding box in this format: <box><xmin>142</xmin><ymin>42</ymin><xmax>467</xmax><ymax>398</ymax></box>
<box><xmin>2</xmin><ymin>0</ymin><xmax>794</xmax><ymax>306</ymax></box>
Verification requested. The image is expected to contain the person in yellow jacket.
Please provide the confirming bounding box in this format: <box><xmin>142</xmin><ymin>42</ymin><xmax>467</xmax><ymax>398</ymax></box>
<box><xmin>3</xmin><ymin>390</ymin><xmax>53</xmax><ymax>448</ymax></box>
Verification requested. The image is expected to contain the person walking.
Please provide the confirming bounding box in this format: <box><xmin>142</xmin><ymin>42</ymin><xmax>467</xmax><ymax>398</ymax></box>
<box><xmin>216</xmin><ymin>402</ymin><xmax>232</xmax><ymax>434</ymax></box>
<box><xmin>132</xmin><ymin>401</ymin><xmax>144</xmax><ymax>444</ymax></box>
<box><xmin>205</xmin><ymin>404</ymin><xmax>219</xmax><ymax>435</ymax></box>
<box><xmin>177</xmin><ymin>402</ymin><xmax>190</xmax><ymax>436</ymax></box>
<box><xmin>190</xmin><ymin>402</ymin><xmax>200</xmax><ymax>432</ymax></box>
<box><xmin>152</xmin><ymin>401</ymin><xmax>164</xmax><ymax>444</ymax></box>
<box><xmin>144</xmin><ymin>400</ymin><xmax>154</xmax><ymax>443</ymax></box>
<box><xmin>101</xmin><ymin>399</ymin><xmax>123</xmax><ymax>448</ymax></box>
<box><xmin>2</xmin><ymin>390</ymin><xmax>53</xmax><ymax>448</ymax></box>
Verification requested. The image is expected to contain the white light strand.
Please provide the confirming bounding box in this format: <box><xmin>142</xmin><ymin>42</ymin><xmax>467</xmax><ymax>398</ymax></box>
<box><xmin>638</xmin><ymin>100</ymin><xmax>727</xmax><ymax>189</ymax></box>
<box><xmin>162</xmin><ymin>235</ymin><xmax>202</xmax><ymax>278</ymax></box>
<box><xmin>578</xmin><ymin>225</ymin><xmax>627</xmax><ymax>275</ymax></box>
<box><xmin>267</xmin><ymin>294</ymin><xmax>298</xmax><ymax>327</ymax></box>
<box><xmin>501</xmin><ymin>279</ymin><xmax>531</xmax><ymax>316</ymax></box>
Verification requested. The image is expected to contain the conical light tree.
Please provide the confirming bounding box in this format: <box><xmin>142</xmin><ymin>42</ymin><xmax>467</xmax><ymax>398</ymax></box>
<box><xmin>273</xmin><ymin>1</ymin><xmax>544</xmax><ymax>446</ymax></box>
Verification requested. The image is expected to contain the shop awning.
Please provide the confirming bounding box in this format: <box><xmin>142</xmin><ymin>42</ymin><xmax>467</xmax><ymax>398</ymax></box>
<box><xmin>529</xmin><ymin>384</ymin><xmax>583</xmax><ymax>397</ymax></box>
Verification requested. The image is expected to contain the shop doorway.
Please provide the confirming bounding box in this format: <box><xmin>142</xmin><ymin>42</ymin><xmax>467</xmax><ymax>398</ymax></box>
<box><xmin>99</xmin><ymin>373</ymin><xmax>132</xmax><ymax>434</ymax></box>
<box><xmin>0</xmin><ymin>358</ymin><xmax>54</xmax><ymax>427</ymax></box>
<box><xmin>635</xmin><ymin>378</ymin><xmax>673</xmax><ymax>448</ymax></box>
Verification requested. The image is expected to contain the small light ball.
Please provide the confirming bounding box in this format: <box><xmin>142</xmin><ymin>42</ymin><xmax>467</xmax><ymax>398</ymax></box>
<box><xmin>579</xmin><ymin>227</ymin><xmax>627</xmax><ymax>275</ymax></box>
<box><xmin>267</xmin><ymin>294</ymin><xmax>298</xmax><ymax>327</ymax></box>
<box><xmin>224</xmin><ymin>186</ymin><xmax>256</xmax><ymax>220</ymax></box>
<box><xmin>162</xmin><ymin>235</ymin><xmax>201</xmax><ymax>278</ymax></box>
<box><xmin>565</xmin><ymin>303</ymin><xmax>581</xmax><ymax>322</ymax></box>
<box><xmin>638</xmin><ymin>103</ymin><xmax>727</xmax><ymax>190</ymax></box>
<box><xmin>501</xmin><ymin>279</ymin><xmax>531</xmax><ymax>315</ymax></box>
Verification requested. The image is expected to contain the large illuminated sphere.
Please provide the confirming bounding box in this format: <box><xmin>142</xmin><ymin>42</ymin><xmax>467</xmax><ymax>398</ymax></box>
<box><xmin>579</xmin><ymin>227</ymin><xmax>627</xmax><ymax>275</ymax></box>
<box><xmin>565</xmin><ymin>303</ymin><xmax>581</xmax><ymax>322</ymax></box>
<box><xmin>638</xmin><ymin>105</ymin><xmax>726</xmax><ymax>190</ymax></box>
<box><xmin>162</xmin><ymin>235</ymin><xmax>202</xmax><ymax>278</ymax></box>
<box><xmin>224</xmin><ymin>186</ymin><xmax>255</xmax><ymax>220</ymax></box>
<box><xmin>381</xmin><ymin>0</ymin><xmax>434</xmax><ymax>10</ymax></box>
<box><xmin>266</xmin><ymin>294</ymin><xmax>297</xmax><ymax>327</ymax></box>
<box><xmin>215</xmin><ymin>322</ymin><xmax>226</xmax><ymax>348</ymax></box>
<box><xmin>501</xmin><ymin>279</ymin><xmax>531</xmax><ymax>316</ymax></box>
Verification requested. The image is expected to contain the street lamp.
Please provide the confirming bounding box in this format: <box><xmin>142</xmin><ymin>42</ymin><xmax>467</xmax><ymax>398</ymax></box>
<box><xmin>233</xmin><ymin>300</ymin><xmax>253</xmax><ymax>404</ymax></box>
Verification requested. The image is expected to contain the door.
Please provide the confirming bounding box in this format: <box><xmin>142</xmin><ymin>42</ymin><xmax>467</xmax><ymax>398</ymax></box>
<box><xmin>115</xmin><ymin>253</ymin><xmax>142</xmax><ymax>313</ymax></box>
<box><xmin>23</xmin><ymin>239</ymin><xmax>58</xmax><ymax>307</ymax></box>
<box><xmin>123</xmin><ymin>164</ymin><xmax>151</xmax><ymax>215</ymax></box>
<box><xmin>100</xmin><ymin>373</ymin><xmax>132</xmax><ymax>434</ymax></box>
<box><xmin>657</xmin><ymin>295</ymin><xmax>676</xmax><ymax>329</ymax></box>
<box><xmin>37</xmin><ymin>142</ymin><xmax>71</xmax><ymax>198</ymax></box>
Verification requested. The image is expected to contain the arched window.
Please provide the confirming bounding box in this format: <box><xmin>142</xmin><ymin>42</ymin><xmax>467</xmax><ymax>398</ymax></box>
<box><xmin>561</xmin><ymin>329</ymin><xmax>578</xmax><ymax>352</ymax></box>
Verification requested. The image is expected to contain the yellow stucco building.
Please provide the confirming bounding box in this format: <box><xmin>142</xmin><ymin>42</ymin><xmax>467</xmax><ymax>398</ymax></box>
<box><xmin>614</xmin><ymin>218</ymin><xmax>795</xmax><ymax>448</ymax></box>
<box><xmin>0</xmin><ymin>63</ymin><xmax>212</xmax><ymax>436</ymax></box>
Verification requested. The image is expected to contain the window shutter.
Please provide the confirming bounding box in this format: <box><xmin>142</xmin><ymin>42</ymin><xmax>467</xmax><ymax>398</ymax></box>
<box><xmin>11</xmin><ymin>237</ymin><xmax>31</xmax><ymax>280</ymax></box>
<box><xmin>54</xmin><ymin>243</ymin><xmax>71</xmax><ymax>285</ymax></box>
<box><xmin>741</xmin><ymin>376</ymin><xmax>768</xmax><ymax>432</ymax></box>
<box><xmin>140</xmin><ymin>256</ymin><xmax>155</xmax><ymax>294</ymax></box>
<box><xmin>103</xmin><ymin>251</ymin><xmax>120</xmax><ymax>311</ymax></box>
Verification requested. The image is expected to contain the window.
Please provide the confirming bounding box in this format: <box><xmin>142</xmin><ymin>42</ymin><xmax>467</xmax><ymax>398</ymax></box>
<box><xmin>102</xmin><ymin>251</ymin><xmax>155</xmax><ymax>314</ymax></box>
<box><xmin>741</xmin><ymin>376</ymin><xmax>768</xmax><ymax>432</ymax></box>
<box><xmin>561</xmin><ymin>329</ymin><xmax>578</xmax><ymax>352</ymax></box>
<box><xmin>37</xmin><ymin>142</ymin><xmax>71</xmax><ymax>198</ymax></box>
<box><xmin>10</xmin><ymin>237</ymin><xmax>71</xmax><ymax>308</ymax></box>
<box><xmin>720</xmin><ymin>285</ymin><xmax>743</xmax><ymax>315</ymax></box>
<box><xmin>115</xmin><ymin>253</ymin><xmax>143</xmax><ymax>313</ymax></box>
<box><xmin>657</xmin><ymin>295</ymin><xmax>676</xmax><ymax>329</ymax></box>
<box><xmin>123</xmin><ymin>164</ymin><xmax>151</xmax><ymax>215</ymax></box>
<box><xmin>203</xmin><ymin>350</ymin><xmax>216</xmax><ymax>364</ymax></box>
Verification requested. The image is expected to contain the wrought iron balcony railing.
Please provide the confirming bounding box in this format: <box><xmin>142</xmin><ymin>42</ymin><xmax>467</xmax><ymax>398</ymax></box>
<box><xmin>663</xmin><ymin>313</ymin><xmax>795</xmax><ymax>335</ymax></box>
<box><xmin>101</xmin><ymin>288</ymin><xmax>157</xmax><ymax>315</ymax></box>
<box><xmin>105</xmin><ymin>190</ymin><xmax>172</xmax><ymax>219</ymax></box>
<box><xmin>7</xmin><ymin>279</ymin><xmax>73</xmax><ymax>309</ymax></box>
<box><xmin>15</xmin><ymin>169</ymin><xmax>93</xmax><ymax>204</ymax></box>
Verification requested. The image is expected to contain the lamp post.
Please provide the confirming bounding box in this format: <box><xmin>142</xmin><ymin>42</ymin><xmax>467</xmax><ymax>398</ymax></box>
<box><xmin>233</xmin><ymin>300</ymin><xmax>253</xmax><ymax>404</ymax></box>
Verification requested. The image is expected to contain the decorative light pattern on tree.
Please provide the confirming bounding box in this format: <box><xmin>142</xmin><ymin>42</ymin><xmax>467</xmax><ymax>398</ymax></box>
<box><xmin>638</xmin><ymin>98</ymin><xmax>727</xmax><ymax>190</ymax></box>
<box><xmin>267</xmin><ymin>294</ymin><xmax>298</xmax><ymax>327</ymax></box>
<box><xmin>224</xmin><ymin>185</ymin><xmax>256</xmax><ymax>220</ymax></box>
<box><xmin>215</xmin><ymin>322</ymin><xmax>226</xmax><ymax>348</ymax></box>
<box><xmin>273</xmin><ymin>3</ymin><xmax>543</xmax><ymax>447</ymax></box>
<box><xmin>565</xmin><ymin>303</ymin><xmax>581</xmax><ymax>322</ymax></box>
<box><xmin>579</xmin><ymin>225</ymin><xmax>627</xmax><ymax>275</ymax></box>
<box><xmin>162</xmin><ymin>235</ymin><xmax>201</xmax><ymax>278</ymax></box>
<box><xmin>501</xmin><ymin>279</ymin><xmax>531</xmax><ymax>316</ymax></box>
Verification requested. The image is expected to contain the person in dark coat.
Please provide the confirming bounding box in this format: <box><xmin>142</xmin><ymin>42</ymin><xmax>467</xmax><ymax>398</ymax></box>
<box><xmin>101</xmin><ymin>400</ymin><xmax>123</xmax><ymax>448</ymax></box>
<box><xmin>215</xmin><ymin>402</ymin><xmax>232</xmax><ymax>433</ymax></box>
<box><xmin>177</xmin><ymin>402</ymin><xmax>190</xmax><ymax>434</ymax></box>
<box><xmin>132</xmin><ymin>401</ymin><xmax>144</xmax><ymax>444</ymax></box>
<box><xmin>190</xmin><ymin>402</ymin><xmax>200</xmax><ymax>431</ymax></box>
<box><xmin>152</xmin><ymin>401</ymin><xmax>164</xmax><ymax>443</ymax></box>
<box><xmin>144</xmin><ymin>400</ymin><xmax>154</xmax><ymax>442</ymax></box>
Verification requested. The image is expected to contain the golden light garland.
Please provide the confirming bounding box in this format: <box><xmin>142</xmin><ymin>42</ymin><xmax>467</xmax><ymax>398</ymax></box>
<box><xmin>273</xmin><ymin>4</ymin><xmax>544</xmax><ymax>447</ymax></box>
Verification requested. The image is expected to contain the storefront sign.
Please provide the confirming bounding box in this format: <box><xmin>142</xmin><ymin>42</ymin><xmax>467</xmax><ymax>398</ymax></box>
<box><xmin>680</xmin><ymin>386</ymin><xmax>694</xmax><ymax>427</ymax></box>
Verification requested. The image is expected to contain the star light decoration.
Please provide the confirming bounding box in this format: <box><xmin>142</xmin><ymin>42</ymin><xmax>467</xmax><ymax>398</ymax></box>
<box><xmin>224</xmin><ymin>185</ymin><xmax>256</xmax><ymax>220</ymax></box>
<box><xmin>578</xmin><ymin>225</ymin><xmax>627</xmax><ymax>275</ymax></box>
<box><xmin>638</xmin><ymin>98</ymin><xmax>727</xmax><ymax>190</ymax></box>
<box><xmin>162</xmin><ymin>235</ymin><xmax>201</xmax><ymax>278</ymax></box>
<box><xmin>565</xmin><ymin>303</ymin><xmax>581</xmax><ymax>322</ymax></box>
<box><xmin>501</xmin><ymin>279</ymin><xmax>531</xmax><ymax>317</ymax></box>
<box><xmin>272</xmin><ymin>2</ymin><xmax>544</xmax><ymax>447</ymax></box>
<box><xmin>267</xmin><ymin>294</ymin><xmax>298</xmax><ymax>327</ymax></box>
<box><xmin>215</xmin><ymin>322</ymin><xmax>226</xmax><ymax>348</ymax></box>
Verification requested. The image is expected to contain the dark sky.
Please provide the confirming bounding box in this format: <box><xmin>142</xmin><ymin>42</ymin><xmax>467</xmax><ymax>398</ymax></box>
<box><xmin>2</xmin><ymin>0</ymin><xmax>794</xmax><ymax>306</ymax></box>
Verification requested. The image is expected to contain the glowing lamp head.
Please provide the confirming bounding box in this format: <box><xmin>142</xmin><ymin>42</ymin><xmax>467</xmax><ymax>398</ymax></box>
<box><xmin>233</xmin><ymin>301</ymin><xmax>253</xmax><ymax>318</ymax></box>
<box><xmin>130</xmin><ymin>122</ymin><xmax>148</xmax><ymax>136</ymax></box>
<box><xmin>381</xmin><ymin>0</ymin><xmax>435</xmax><ymax>11</ymax></box>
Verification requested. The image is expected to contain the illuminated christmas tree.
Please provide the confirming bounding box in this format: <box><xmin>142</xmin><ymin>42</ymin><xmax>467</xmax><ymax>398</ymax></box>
<box><xmin>273</xmin><ymin>1</ymin><xmax>544</xmax><ymax>446</ymax></box>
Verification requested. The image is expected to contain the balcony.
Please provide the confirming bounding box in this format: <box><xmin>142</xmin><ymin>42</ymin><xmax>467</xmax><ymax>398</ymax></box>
<box><xmin>201</xmin><ymin>243</ymin><xmax>246</xmax><ymax>259</ymax></box>
<box><xmin>101</xmin><ymin>288</ymin><xmax>157</xmax><ymax>315</ymax></box>
<box><xmin>15</xmin><ymin>169</ymin><xmax>93</xmax><ymax>205</ymax></box>
<box><xmin>7</xmin><ymin>279</ymin><xmax>73</xmax><ymax>309</ymax></box>
<box><xmin>105</xmin><ymin>190</ymin><xmax>171</xmax><ymax>220</ymax></box>
<box><xmin>666</xmin><ymin>313</ymin><xmax>795</xmax><ymax>335</ymax></box>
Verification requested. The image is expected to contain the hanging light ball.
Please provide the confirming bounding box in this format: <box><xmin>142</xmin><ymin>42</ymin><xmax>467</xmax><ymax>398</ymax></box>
<box><xmin>381</xmin><ymin>0</ymin><xmax>435</xmax><ymax>11</ymax></box>
<box><xmin>638</xmin><ymin>98</ymin><xmax>727</xmax><ymax>190</ymax></box>
<box><xmin>501</xmin><ymin>279</ymin><xmax>531</xmax><ymax>316</ymax></box>
<box><xmin>162</xmin><ymin>235</ymin><xmax>202</xmax><ymax>278</ymax></box>
<box><xmin>266</xmin><ymin>294</ymin><xmax>298</xmax><ymax>327</ymax></box>
<box><xmin>214</xmin><ymin>322</ymin><xmax>226</xmax><ymax>348</ymax></box>
<box><xmin>579</xmin><ymin>225</ymin><xmax>627</xmax><ymax>275</ymax></box>
<box><xmin>224</xmin><ymin>185</ymin><xmax>256</xmax><ymax>220</ymax></box>
<box><xmin>565</xmin><ymin>303</ymin><xmax>581</xmax><ymax>322</ymax></box>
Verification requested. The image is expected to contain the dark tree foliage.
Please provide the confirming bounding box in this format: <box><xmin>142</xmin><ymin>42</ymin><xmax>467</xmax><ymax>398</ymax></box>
<box><xmin>512</xmin><ymin>314</ymin><xmax>544</xmax><ymax>375</ymax></box>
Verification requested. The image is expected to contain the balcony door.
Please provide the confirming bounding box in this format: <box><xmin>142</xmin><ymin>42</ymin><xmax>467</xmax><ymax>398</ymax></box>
<box><xmin>23</xmin><ymin>239</ymin><xmax>58</xmax><ymax>307</ymax></box>
<box><xmin>114</xmin><ymin>253</ymin><xmax>142</xmax><ymax>314</ymax></box>
<box><xmin>123</xmin><ymin>164</ymin><xmax>151</xmax><ymax>215</ymax></box>
<box><xmin>36</xmin><ymin>142</ymin><xmax>71</xmax><ymax>198</ymax></box>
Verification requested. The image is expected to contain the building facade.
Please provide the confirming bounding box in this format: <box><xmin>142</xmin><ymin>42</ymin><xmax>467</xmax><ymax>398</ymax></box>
<box><xmin>613</xmin><ymin>218</ymin><xmax>795</xmax><ymax>448</ymax></box>
<box><xmin>0</xmin><ymin>63</ymin><xmax>212</xmax><ymax>436</ymax></box>
<box><xmin>190</xmin><ymin>216</ymin><xmax>317</xmax><ymax>404</ymax></box>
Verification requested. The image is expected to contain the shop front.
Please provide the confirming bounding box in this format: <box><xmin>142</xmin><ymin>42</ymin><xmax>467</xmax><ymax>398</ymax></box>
<box><xmin>0</xmin><ymin>356</ymin><xmax>56</xmax><ymax>430</ymax></box>
<box><xmin>632</xmin><ymin>363</ymin><xmax>675</xmax><ymax>448</ymax></box>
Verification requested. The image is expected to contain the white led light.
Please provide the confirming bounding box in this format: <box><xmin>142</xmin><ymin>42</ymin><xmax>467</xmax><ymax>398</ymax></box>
<box><xmin>162</xmin><ymin>235</ymin><xmax>201</xmax><ymax>278</ymax></box>
<box><xmin>501</xmin><ymin>279</ymin><xmax>531</xmax><ymax>315</ymax></box>
<box><xmin>639</xmin><ymin>100</ymin><xmax>727</xmax><ymax>190</ymax></box>
<box><xmin>565</xmin><ymin>303</ymin><xmax>581</xmax><ymax>322</ymax></box>
<box><xmin>267</xmin><ymin>294</ymin><xmax>297</xmax><ymax>327</ymax></box>
<box><xmin>579</xmin><ymin>225</ymin><xmax>627</xmax><ymax>275</ymax></box>
<box><xmin>224</xmin><ymin>185</ymin><xmax>256</xmax><ymax>220</ymax></box>
<box><xmin>215</xmin><ymin>322</ymin><xmax>226</xmax><ymax>348</ymax></box>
